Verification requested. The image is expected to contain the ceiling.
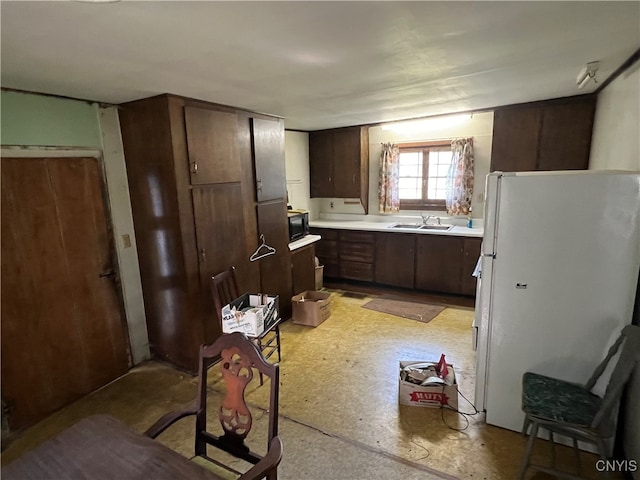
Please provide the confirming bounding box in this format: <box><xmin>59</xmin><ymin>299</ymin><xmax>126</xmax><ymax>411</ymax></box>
<box><xmin>1</xmin><ymin>1</ymin><xmax>639</xmax><ymax>131</ymax></box>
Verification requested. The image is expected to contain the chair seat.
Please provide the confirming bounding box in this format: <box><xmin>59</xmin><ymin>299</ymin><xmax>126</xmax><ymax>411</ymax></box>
<box><xmin>522</xmin><ymin>372</ymin><xmax>601</xmax><ymax>427</ymax></box>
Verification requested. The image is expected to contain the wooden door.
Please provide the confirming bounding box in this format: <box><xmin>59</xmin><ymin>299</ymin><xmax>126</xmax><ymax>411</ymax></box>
<box><xmin>415</xmin><ymin>235</ymin><xmax>463</xmax><ymax>294</ymax></box>
<box><xmin>256</xmin><ymin>200</ymin><xmax>293</xmax><ymax>319</ymax></box>
<box><xmin>333</xmin><ymin>128</ymin><xmax>360</xmax><ymax>198</ymax></box>
<box><xmin>490</xmin><ymin>107</ymin><xmax>541</xmax><ymax>172</ymax></box>
<box><xmin>291</xmin><ymin>244</ymin><xmax>316</xmax><ymax>295</ymax></box>
<box><xmin>192</xmin><ymin>183</ymin><xmax>251</xmax><ymax>342</ymax></box>
<box><xmin>1</xmin><ymin>157</ymin><xmax>130</xmax><ymax>430</ymax></box>
<box><xmin>309</xmin><ymin>131</ymin><xmax>334</xmax><ymax>197</ymax></box>
<box><xmin>184</xmin><ymin>106</ymin><xmax>241</xmax><ymax>184</ymax></box>
<box><xmin>374</xmin><ymin>232</ymin><xmax>416</xmax><ymax>289</ymax></box>
<box><xmin>251</xmin><ymin>118</ymin><xmax>286</xmax><ymax>202</ymax></box>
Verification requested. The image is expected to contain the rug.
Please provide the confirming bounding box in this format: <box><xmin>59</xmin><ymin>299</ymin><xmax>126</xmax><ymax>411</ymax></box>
<box><xmin>361</xmin><ymin>295</ymin><xmax>445</xmax><ymax>323</ymax></box>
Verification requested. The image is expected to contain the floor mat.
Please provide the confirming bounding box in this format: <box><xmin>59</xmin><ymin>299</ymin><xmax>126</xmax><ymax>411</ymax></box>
<box><xmin>361</xmin><ymin>297</ymin><xmax>445</xmax><ymax>323</ymax></box>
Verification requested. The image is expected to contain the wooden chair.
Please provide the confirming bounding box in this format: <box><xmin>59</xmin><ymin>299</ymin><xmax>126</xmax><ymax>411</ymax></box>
<box><xmin>145</xmin><ymin>332</ymin><xmax>282</xmax><ymax>480</ymax></box>
<box><xmin>518</xmin><ymin>324</ymin><xmax>640</xmax><ymax>480</ymax></box>
<box><xmin>211</xmin><ymin>267</ymin><xmax>282</xmax><ymax>384</ymax></box>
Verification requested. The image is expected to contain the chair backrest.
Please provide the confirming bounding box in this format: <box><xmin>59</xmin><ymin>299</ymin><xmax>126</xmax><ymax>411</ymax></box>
<box><xmin>194</xmin><ymin>332</ymin><xmax>279</xmax><ymax>467</ymax></box>
<box><xmin>587</xmin><ymin>325</ymin><xmax>640</xmax><ymax>433</ymax></box>
<box><xmin>211</xmin><ymin>266</ymin><xmax>240</xmax><ymax>324</ymax></box>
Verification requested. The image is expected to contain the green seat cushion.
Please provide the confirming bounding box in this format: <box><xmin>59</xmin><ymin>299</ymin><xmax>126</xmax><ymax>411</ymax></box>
<box><xmin>522</xmin><ymin>372</ymin><xmax>601</xmax><ymax>427</ymax></box>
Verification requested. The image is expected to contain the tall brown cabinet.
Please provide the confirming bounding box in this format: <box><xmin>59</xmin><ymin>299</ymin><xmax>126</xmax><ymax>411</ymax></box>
<box><xmin>119</xmin><ymin>94</ymin><xmax>291</xmax><ymax>373</ymax></box>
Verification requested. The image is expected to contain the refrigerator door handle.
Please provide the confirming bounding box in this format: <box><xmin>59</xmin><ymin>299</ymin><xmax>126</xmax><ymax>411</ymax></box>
<box><xmin>483</xmin><ymin>253</ymin><xmax>496</xmax><ymax>258</ymax></box>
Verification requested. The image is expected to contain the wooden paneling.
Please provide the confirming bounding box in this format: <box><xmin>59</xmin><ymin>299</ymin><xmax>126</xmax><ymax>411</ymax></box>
<box><xmin>184</xmin><ymin>106</ymin><xmax>241</xmax><ymax>184</ymax></box>
<box><xmin>291</xmin><ymin>244</ymin><xmax>316</xmax><ymax>295</ymax></box>
<box><xmin>251</xmin><ymin>117</ymin><xmax>286</xmax><ymax>202</ymax></box>
<box><xmin>415</xmin><ymin>235</ymin><xmax>464</xmax><ymax>294</ymax></box>
<box><xmin>375</xmin><ymin>233</ymin><xmax>416</xmax><ymax>289</ymax></box>
<box><xmin>256</xmin><ymin>200</ymin><xmax>293</xmax><ymax>319</ymax></box>
<box><xmin>1</xmin><ymin>157</ymin><xmax>129</xmax><ymax>429</ymax></box>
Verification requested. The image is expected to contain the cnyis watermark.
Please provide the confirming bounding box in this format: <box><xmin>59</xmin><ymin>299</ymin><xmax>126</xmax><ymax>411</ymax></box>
<box><xmin>595</xmin><ymin>459</ymin><xmax>638</xmax><ymax>473</ymax></box>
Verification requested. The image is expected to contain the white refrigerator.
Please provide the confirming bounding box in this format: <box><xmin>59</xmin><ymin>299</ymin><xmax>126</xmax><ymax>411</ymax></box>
<box><xmin>474</xmin><ymin>170</ymin><xmax>640</xmax><ymax>433</ymax></box>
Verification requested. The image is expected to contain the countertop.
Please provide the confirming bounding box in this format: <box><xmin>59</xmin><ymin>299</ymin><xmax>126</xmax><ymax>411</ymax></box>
<box><xmin>309</xmin><ymin>220</ymin><xmax>483</xmax><ymax>238</ymax></box>
<box><xmin>288</xmin><ymin>234</ymin><xmax>322</xmax><ymax>251</ymax></box>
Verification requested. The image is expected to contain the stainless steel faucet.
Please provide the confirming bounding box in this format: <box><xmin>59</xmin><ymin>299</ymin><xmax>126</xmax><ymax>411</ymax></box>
<box><xmin>421</xmin><ymin>214</ymin><xmax>441</xmax><ymax>225</ymax></box>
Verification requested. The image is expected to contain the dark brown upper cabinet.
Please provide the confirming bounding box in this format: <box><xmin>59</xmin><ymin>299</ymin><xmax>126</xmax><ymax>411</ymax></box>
<box><xmin>251</xmin><ymin>117</ymin><xmax>286</xmax><ymax>202</ymax></box>
<box><xmin>309</xmin><ymin>126</ymin><xmax>369</xmax><ymax>213</ymax></box>
<box><xmin>184</xmin><ymin>106</ymin><xmax>241</xmax><ymax>184</ymax></box>
<box><xmin>490</xmin><ymin>96</ymin><xmax>596</xmax><ymax>173</ymax></box>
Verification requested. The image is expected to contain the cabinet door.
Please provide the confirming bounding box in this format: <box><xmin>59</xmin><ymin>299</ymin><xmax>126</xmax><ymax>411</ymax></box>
<box><xmin>185</xmin><ymin>107</ymin><xmax>241</xmax><ymax>184</ymax></box>
<box><xmin>291</xmin><ymin>244</ymin><xmax>316</xmax><ymax>295</ymax></box>
<box><xmin>309</xmin><ymin>131</ymin><xmax>334</xmax><ymax>197</ymax></box>
<box><xmin>333</xmin><ymin>128</ymin><xmax>361</xmax><ymax>198</ymax></box>
<box><xmin>192</xmin><ymin>183</ymin><xmax>249</xmax><ymax>342</ymax></box>
<box><xmin>256</xmin><ymin>200</ymin><xmax>293</xmax><ymax>319</ymax></box>
<box><xmin>374</xmin><ymin>233</ymin><xmax>416</xmax><ymax>289</ymax></box>
<box><xmin>490</xmin><ymin>107</ymin><xmax>541</xmax><ymax>172</ymax></box>
<box><xmin>251</xmin><ymin>117</ymin><xmax>286</xmax><ymax>202</ymax></box>
<box><xmin>461</xmin><ymin>237</ymin><xmax>482</xmax><ymax>296</ymax></box>
<box><xmin>310</xmin><ymin>228</ymin><xmax>339</xmax><ymax>277</ymax></box>
<box><xmin>538</xmin><ymin>100</ymin><xmax>595</xmax><ymax>171</ymax></box>
<box><xmin>415</xmin><ymin>236</ymin><xmax>464</xmax><ymax>294</ymax></box>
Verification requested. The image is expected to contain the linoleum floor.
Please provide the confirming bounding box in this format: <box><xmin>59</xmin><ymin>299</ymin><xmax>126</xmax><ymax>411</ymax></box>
<box><xmin>2</xmin><ymin>288</ymin><xmax>609</xmax><ymax>479</ymax></box>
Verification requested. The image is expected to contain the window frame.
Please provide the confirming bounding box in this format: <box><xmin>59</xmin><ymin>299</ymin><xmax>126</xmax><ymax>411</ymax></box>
<box><xmin>397</xmin><ymin>140</ymin><xmax>451</xmax><ymax>211</ymax></box>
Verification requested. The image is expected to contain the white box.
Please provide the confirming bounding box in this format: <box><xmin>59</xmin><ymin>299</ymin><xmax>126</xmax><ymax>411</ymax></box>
<box><xmin>398</xmin><ymin>361</ymin><xmax>458</xmax><ymax>409</ymax></box>
<box><xmin>221</xmin><ymin>293</ymin><xmax>279</xmax><ymax>337</ymax></box>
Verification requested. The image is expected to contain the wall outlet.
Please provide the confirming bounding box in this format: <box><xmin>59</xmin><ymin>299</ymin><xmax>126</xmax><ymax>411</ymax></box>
<box><xmin>330</xmin><ymin>201</ymin><xmax>334</xmax><ymax>208</ymax></box>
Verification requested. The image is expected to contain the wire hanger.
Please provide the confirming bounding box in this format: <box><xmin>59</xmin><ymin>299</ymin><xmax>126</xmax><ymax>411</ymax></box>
<box><xmin>249</xmin><ymin>234</ymin><xmax>276</xmax><ymax>262</ymax></box>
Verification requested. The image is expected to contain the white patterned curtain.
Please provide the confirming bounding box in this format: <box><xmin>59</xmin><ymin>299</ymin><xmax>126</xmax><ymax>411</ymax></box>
<box><xmin>446</xmin><ymin>138</ymin><xmax>474</xmax><ymax>215</ymax></box>
<box><xmin>378</xmin><ymin>143</ymin><xmax>400</xmax><ymax>213</ymax></box>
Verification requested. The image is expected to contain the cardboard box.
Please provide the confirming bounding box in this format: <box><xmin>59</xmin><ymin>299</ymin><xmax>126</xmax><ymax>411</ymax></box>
<box><xmin>292</xmin><ymin>290</ymin><xmax>331</xmax><ymax>327</ymax></box>
<box><xmin>398</xmin><ymin>361</ymin><xmax>458</xmax><ymax>409</ymax></box>
<box><xmin>221</xmin><ymin>293</ymin><xmax>279</xmax><ymax>337</ymax></box>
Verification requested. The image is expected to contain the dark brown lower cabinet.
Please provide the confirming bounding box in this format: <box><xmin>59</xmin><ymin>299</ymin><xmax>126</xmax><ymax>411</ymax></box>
<box><xmin>291</xmin><ymin>244</ymin><xmax>316</xmax><ymax>295</ymax></box>
<box><xmin>311</xmin><ymin>228</ymin><xmax>339</xmax><ymax>277</ymax></box>
<box><xmin>416</xmin><ymin>235</ymin><xmax>464</xmax><ymax>294</ymax></box>
<box><xmin>374</xmin><ymin>233</ymin><xmax>415</xmax><ymax>288</ymax></box>
<box><xmin>461</xmin><ymin>237</ymin><xmax>482</xmax><ymax>296</ymax></box>
<box><xmin>338</xmin><ymin>231</ymin><xmax>374</xmax><ymax>281</ymax></box>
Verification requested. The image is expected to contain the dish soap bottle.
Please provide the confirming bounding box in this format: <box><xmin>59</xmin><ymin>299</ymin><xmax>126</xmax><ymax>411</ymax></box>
<box><xmin>467</xmin><ymin>208</ymin><xmax>473</xmax><ymax>228</ymax></box>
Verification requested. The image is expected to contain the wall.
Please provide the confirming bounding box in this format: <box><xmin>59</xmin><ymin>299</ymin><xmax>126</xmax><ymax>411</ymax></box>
<box><xmin>0</xmin><ymin>90</ymin><xmax>149</xmax><ymax>365</ymax></box>
<box><xmin>589</xmin><ymin>64</ymin><xmax>640</xmax><ymax>474</ymax></box>
<box><xmin>589</xmin><ymin>65</ymin><xmax>640</xmax><ymax>171</ymax></box>
<box><xmin>284</xmin><ymin>130</ymin><xmax>311</xmax><ymax>212</ymax></box>
<box><xmin>365</xmin><ymin>112</ymin><xmax>494</xmax><ymax>220</ymax></box>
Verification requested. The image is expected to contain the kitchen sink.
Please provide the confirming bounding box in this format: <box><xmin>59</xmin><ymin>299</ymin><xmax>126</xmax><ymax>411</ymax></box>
<box><xmin>388</xmin><ymin>223</ymin><xmax>423</xmax><ymax>229</ymax></box>
<box><xmin>388</xmin><ymin>223</ymin><xmax>453</xmax><ymax>231</ymax></box>
<box><xmin>420</xmin><ymin>225</ymin><xmax>453</xmax><ymax>231</ymax></box>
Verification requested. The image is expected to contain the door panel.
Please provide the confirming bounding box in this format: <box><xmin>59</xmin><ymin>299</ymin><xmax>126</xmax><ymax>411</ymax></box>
<box><xmin>256</xmin><ymin>201</ymin><xmax>293</xmax><ymax>319</ymax></box>
<box><xmin>333</xmin><ymin>128</ymin><xmax>360</xmax><ymax>198</ymax></box>
<box><xmin>309</xmin><ymin>131</ymin><xmax>334</xmax><ymax>197</ymax></box>
<box><xmin>251</xmin><ymin>118</ymin><xmax>286</xmax><ymax>202</ymax></box>
<box><xmin>375</xmin><ymin>233</ymin><xmax>416</xmax><ymax>288</ymax></box>
<box><xmin>1</xmin><ymin>157</ymin><xmax>129</xmax><ymax>430</ymax></box>
<box><xmin>192</xmin><ymin>183</ymin><xmax>251</xmax><ymax>342</ymax></box>
<box><xmin>490</xmin><ymin>107</ymin><xmax>541</xmax><ymax>172</ymax></box>
<box><xmin>415</xmin><ymin>235</ymin><xmax>464</xmax><ymax>294</ymax></box>
<box><xmin>184</xmin><ymin>106</ymin><xmax>241</xmax><ymax>185</ymax></box>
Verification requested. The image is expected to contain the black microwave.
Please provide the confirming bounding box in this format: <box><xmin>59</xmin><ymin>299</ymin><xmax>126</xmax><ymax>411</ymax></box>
<box><xmin>288</xmin><ymin>211</ymin><xmax>309</xmax><ymax>241</ymax></box>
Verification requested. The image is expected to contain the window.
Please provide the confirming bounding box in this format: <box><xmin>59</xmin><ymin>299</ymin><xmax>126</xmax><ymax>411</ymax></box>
<box><xmin>398</xmin><ymin>141</ymin><xmax>452</xmax><ymax>210</ymax></box>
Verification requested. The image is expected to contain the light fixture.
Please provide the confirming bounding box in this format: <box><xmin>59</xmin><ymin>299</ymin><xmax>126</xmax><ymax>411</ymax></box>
<box><xmin>381</xmin><ymin>113</ymin><xmax>472</xmax><ymax>133</ymax></box>
<box><xmin>576</xmin><ymin>61</ymin><xmax>600</xmax><ymax>89</ymax></box>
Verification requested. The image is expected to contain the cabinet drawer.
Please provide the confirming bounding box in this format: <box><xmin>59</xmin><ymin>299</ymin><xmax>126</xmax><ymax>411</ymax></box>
<box><xmin>338</xmin><ymin>231</ymin><xmax>374</xmax><ymax>244</ymax></box>
<box><xmin>316</xmin><ymin>239</ymin><xmax>338</xmax><ymax>259</ymax></box>
<box><xmin>322</xmin><ymin>262</ymin><xmax>340</xmax><ymax>278</ymax></box>
<box><xmin>340</xmin><ymin>261</ymin><xmax>374</xmax><ymax>282</ymax></box>
<box><xmin>310</xmin><ymin>227</ymin><xmax>337</xmax><ymax>240</ymax></box>
<box><xmin>339</xmin><ymin>242</ymin><xmax>374</xmax><ymax>263</ymax></box>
